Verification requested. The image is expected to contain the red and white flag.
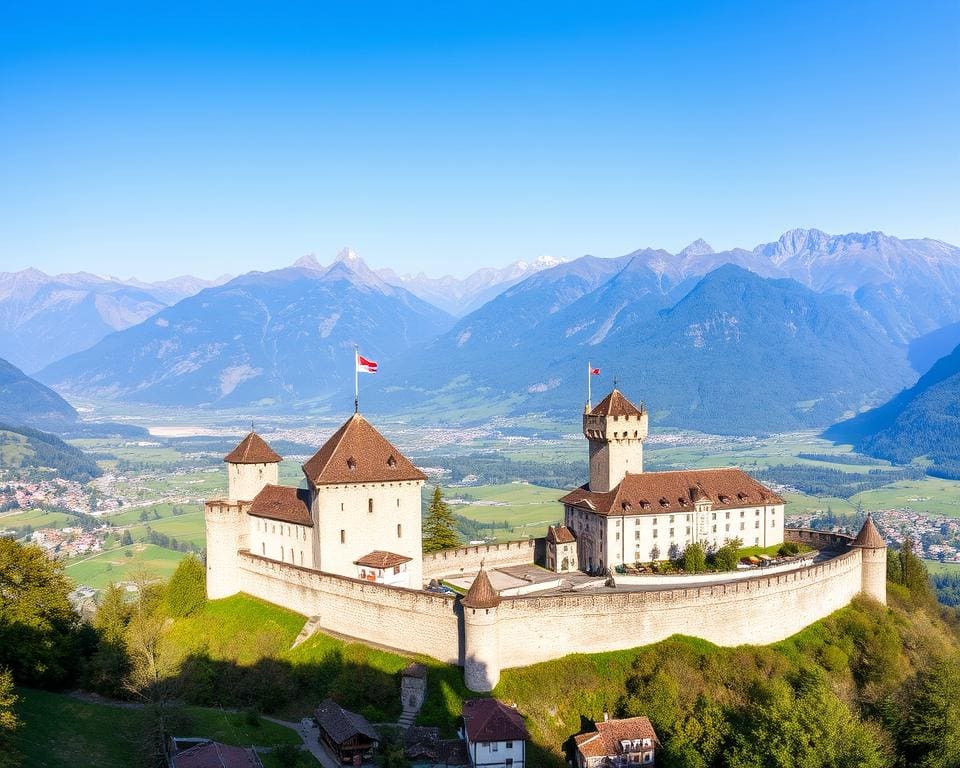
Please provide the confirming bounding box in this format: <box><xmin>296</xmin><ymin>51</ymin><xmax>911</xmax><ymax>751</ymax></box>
<box><xmin>356</xmin><ymin>353</ymin><xmax>378</xmax><ymax>374</ymax></box>
<box><xmin>591</xmin><ymin>367</ymin><xmax>601</xmax><ymax>376</ymax></box>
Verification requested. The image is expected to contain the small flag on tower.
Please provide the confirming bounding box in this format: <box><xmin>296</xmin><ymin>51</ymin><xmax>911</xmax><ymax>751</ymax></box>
<box><xmin>356</xmin><ymin>354</ymin><xmax>378</xmax><ymax>374</ymax></box>
<box><xmin>591</xmin><ymin>367</ymin><xmax>601</xmax><ymax>375</ymax></box>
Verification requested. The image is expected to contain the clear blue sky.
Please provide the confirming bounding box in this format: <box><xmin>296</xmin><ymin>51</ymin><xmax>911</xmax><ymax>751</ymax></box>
<box><xmin>1</xmin><ymin>1</ymin><xmax>958</xmax><ymax>281</ymax></box>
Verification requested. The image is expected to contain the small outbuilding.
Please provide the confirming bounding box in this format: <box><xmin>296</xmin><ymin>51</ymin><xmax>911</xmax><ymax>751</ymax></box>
<box><xmin>573</xmin><ymin>715</ymin><xmax>659</xmax><ymax>768</ymax></box>
<box><xmin>461</xmin><ymin>698</ymin><xmax>529</xmax><ymax>768</ymax></box>
<box><xmin>315</xmin><ymin>698</ymin><xmax>379</xmax><ymax>765</ymax></box>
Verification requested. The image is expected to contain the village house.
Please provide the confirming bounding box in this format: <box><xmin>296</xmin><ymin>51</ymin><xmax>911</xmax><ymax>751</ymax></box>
<box><xmin>315</xmin><ymin>698</ymin><xmax>379</xmax><ymax>765</ymax></box>
<box><xmin>544</xmin><ymin>524</ymin><xmax>577</xmax><ymax>572</ymax></box>
<box><xmin>461</xmin><ymin>699</ymin><xmax>530</xmax><ymax>768</ymax></box>
<box><xmin>573</xmin><ymin>715</ymin><xmax>659</xmax><ymax>768</ymax></box>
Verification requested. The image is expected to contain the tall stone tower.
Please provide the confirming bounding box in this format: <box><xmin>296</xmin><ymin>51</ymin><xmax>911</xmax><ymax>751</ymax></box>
<box><xmin>461</xmin><ymin>568</ymin><xmax>501</xmax><ymax>692</ymax></box>
<box><xmin>583</xmin><ymin>389</ymin><xmax>648</xmax><ymax>493</ymax></box>
<box><xmin>851</xmin><ymin>513</ymin><xmax>887</xmax><ymax>605</ymax></box>
<box><xmin>225</xmin><ymin>432</ymin><xmax>282</xmax><ymax>502</ymax></box>
<box><xmin>205</xmin><ymin>432</ymin><xmax>282</xmax><ymax>600</ymax></box>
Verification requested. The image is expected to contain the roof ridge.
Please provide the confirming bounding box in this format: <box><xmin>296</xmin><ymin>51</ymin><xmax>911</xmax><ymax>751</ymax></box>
<box><xmin>303</xmin><ymin>414</ymin><xmax>358</xmax><ymax>482</ymax></box>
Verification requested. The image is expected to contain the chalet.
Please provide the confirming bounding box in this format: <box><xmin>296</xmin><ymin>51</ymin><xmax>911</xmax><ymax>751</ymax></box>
<box><xmin>461</xmin><ymin>699</ymin><xmax>529</xmax><ymax>768</ymax></box>
<box><xmin>315</xmin><ymin>698</ymin><xmax>379</xmax><ymax>765</ymax></box>
<box><xmin>573</xmin><ymin>715</ymin><xmax>659</xmax><ymax>768</ymax></box>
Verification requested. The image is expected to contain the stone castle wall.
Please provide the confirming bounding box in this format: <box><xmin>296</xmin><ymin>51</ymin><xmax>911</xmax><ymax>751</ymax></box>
<box><xmin>236</xmin><ymin>551</ymin><xmax>462</xmax><ymax>664</ymax></box>
<box><xmin>493</xmin><ymin>548</ymin><xmax>864</xmax><ymax>667</ymax></box>
<box><xmin>421</xmin><ymin>540</ymin><xmax>537</xmax><ymax>580</ymax></box>
<box><xmin>234</xmin><ymin>532</ymin><xmax>867</xmax><ymax>673</ymax></box>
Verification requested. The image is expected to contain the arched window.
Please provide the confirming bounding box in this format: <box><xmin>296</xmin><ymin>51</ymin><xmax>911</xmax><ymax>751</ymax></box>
<box><xmin>340</xmin><ymin>529</ymin><xmax>346</xmax><ymax>544</ymax></box>
<box><xmin>368</xmin><ymin>498</ymin><xmax>374</xmax><ymax>514</ymax></box>
<box><xmin>397</xmin><ymin>523</ymin><xmax>402</xmax><ymax>538</ymax></box>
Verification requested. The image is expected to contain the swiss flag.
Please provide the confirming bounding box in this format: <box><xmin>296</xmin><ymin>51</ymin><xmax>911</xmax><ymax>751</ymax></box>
<box><xmin>357</xmin><ymin>354</ymin><xmax>378</xmax><ymax>374</ymax></box>
<box><xmin>591</xmin><ymin>368</ymin><xmax>601</xmax><ymax>375</ymax></box>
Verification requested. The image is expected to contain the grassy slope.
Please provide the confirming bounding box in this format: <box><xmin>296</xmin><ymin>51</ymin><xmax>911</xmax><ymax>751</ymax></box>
<box><xmin>157</xmin><ymin>589</ymin><xmax>959</xmax><ymax>767</ymax></box>
<box><xmin>65</xmin><ymin>543</ymin><xmax>184</xmax><ymax>589</ymax></box>
<box><xmin>14</xmin><ymin>688</ymin><xmax>303</xmax><ymax>768</ymax></box>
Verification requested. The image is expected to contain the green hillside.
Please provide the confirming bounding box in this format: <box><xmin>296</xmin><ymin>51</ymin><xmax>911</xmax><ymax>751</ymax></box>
<box><xmin>0</xmin><ymin>422</ymin><xmax>102</xmax><ymax>483</ymax></box>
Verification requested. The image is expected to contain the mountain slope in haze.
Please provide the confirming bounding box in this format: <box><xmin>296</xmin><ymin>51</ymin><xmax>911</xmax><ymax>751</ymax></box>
<box><xmin>0</xmin><ymin>422</ymin><xmax>102</xmax><ymax>483</ymax></box>
<box><xmin>0</xmin><ymin>268</ymin><xmax>225</xmax><ymax>372</ymax></box>
<box><xmin>376</xmin><ymin>254</ymin><xmax>565</xmax><ymax>316</ymax></box>
<box><xmin>0</xmin><ymin>357</ymin><xmax>78</xmax><ymax>429</ymax></box>
<box><xmin>907</xmin><ymin>321</ymin><xmax>960</xmax><ymax>375</ymax></box>
<box><xmin>825</xmin><ymin>343</ymin><xmax>960</xmax><ymax>477</ymax></box>
<box><xmin>377</xmin><ymin>265</ymin><xmax>914</xmax><ymax>434</ymax></box>
<box><xmin>37</xmin><ymin>254</ymin><xmax>453</xmax><ymax>407</ymax></box>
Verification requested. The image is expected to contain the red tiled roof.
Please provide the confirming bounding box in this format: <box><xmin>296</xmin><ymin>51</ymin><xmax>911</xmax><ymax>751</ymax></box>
<box><xmin>560</xmin><ymin>468</ymin><xmax>784</xmax><ymax>516</ymax></box>
<box><xmin>546</xmin><ymin>525</ymin><xmax>576</xmax><ymax>544</ymax></box>
<box><xmin>248</xmin><ymin>485</ymin><xmax>313</xmax><ymax>526</ymax></box>
<box><xmin>354</xmin><ymin>550</ymin><xmax>412</xmax><ymax>569</ymax></box>
<box><xmin>850</xmin><ymin>514</ymin><xmax>885</xmax><ymax>549</ymax></box>
<box><xmin>461</xmin><ymin>569</ymin><xmax>500</xmax><ymax>609</ymax></box>
<box><xmin>574</xmin><ymin>717</ymin><xmax>659</xmax><ymax>759</ymax></box>
<box><xmin>589</xmin><ymin>389</ymin><xmax>644</xmax><ymax>418</ymax></box>
<box><xmin>224</xmin><ymin>432</ymin><xmax>282</xmax><ymax>464</ymax></box>
<box><xmin>302</xmin><ymin>414</ymin><xmax>427</xmax><ymax>486</ymax></box>
<box><xmin>462</xmin><ymin>699</ymin><xmax>529</xmax><ymax>743</ymax></box>
<box><xmin>173</xmin><ymin>741</ymin><xmax>260</xmax><ymax>768</ymax></box>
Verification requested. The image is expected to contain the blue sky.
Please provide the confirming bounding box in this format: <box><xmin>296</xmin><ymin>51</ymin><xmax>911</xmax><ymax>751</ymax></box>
<box><xmin>1</xmin><ymin>1</ymin><xmax>958</xmax><ymax>281</ymax></box>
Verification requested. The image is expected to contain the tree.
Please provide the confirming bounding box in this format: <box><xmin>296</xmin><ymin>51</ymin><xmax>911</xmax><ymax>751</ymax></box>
<box><xmin>712</xmin><ymin>543</ymin><xmax>739</xmax><ymax>572</ymax></box>
<box><xmin>121</xmin><ymin>530</ymin><xmax>133</xmax><ymax>546</ymax></box>
<box><xmin>901</xmin><ymin>658</ymin><xmax>960</xmax><ymax>768</ymax></box>
<box><xmin>84</xmin><ymin>583</ymin><xmax>132</xmax><ymax>697</ymax></box>
<box><xmin>681</xmin><ymin>543</ymin><xmax>706</xmax><ymax>574</ymax></box>
<box><xmin>0</xmin><ymin>538</ymin><xmax>78</xmax><ymax>686</ymax></box>
<box><xmin>422</xmin><ymin>487</ymin><xmax>460</xmax><ymax>553</ymax></box>
<box><xmin>166</xmin><ymin>555</ymin><xmax>206</xmax><ymax>618</ymax></box>
<box><xmin>0</xmin><ymin>668</ymin><xmax>20</xmax><ymax>768</ymax></box>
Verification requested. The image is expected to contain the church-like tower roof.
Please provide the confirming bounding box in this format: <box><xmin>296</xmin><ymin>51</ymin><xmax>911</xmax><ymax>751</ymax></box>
<box><xmin>302</xmin><ymin>413</ymin><xmax>427</xmax><ymax>486</ymax></box>
<box><xmin>850</xmin><ymin>513</ymin><xmax>886</xmax><ymax>549</ymax></box>
<box><xmin>461</xmin><ymin>568</ymin><xmax>501</xmax><ymax>609</ymax></box>
<box><xmin>589</xmin><ymin>388</ymin><xmax>644</xmax><ymax>418</ymax></box>
<box><xmin>224</xmin><ymin>432</ymin><xmax>282</xmax><ymax>464</ymax></box>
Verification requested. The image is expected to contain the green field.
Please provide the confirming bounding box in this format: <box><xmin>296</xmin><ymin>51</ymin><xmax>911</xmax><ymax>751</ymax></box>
<box><xmin>13</xmin><ymin>688</ymin><xmax>304</xmax><ymax>768</ymax></box>
<box><xmin>0</xmin><ymin>507</ymin><xmax>81</xmax><ymax>531</ymax></box>
<box><xmin>857</xmin><ymin>478</ymin><xmax>960</xmax><ymax>517</ymax></box>
<box><xmin>65</xmin><ymin>543</ymin><xmax>186</xmax><ymax>589</ymax></box>
<box><xmin>925</xmin><ymin>559</ymin><xmax>960</xmax><ymax>575</ymax></box>
<box><xmin>448</xmin><ymin>483</ymin><xmax>564</xmax><ymax>540</ymax></box>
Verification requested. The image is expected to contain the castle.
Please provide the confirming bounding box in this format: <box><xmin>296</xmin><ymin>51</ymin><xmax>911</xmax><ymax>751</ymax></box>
<box><xmin>205</xmin><ymin>388</ymin><xmax>887</xmax><ymax>693</ymax></box>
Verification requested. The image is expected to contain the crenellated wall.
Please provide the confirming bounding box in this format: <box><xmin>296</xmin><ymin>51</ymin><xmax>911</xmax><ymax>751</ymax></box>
<box><xmin>421</xmin><ymin>540</ymin><xmax>537</xmax><ymax>580</ymax></box>
<box><xmin>233</xmin><ymin>533</ymin><xmax>870</xmax><ymax>684</ymax></box>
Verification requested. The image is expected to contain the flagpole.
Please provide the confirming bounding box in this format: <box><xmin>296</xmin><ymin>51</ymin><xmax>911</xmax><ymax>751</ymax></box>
<box><xmin>587</xmin><ymin>361</ymin><xmax>592</xmax><ymax>411</ymax></box>
<box><xmin>354</xmin><ymin>347</ymin><xmax>359</xmax><ymax>413</ymax></box>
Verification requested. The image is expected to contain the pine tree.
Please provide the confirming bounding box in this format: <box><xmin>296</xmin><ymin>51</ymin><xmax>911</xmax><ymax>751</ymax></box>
<box><xmin>422</xmin><ymin>486</ymin><xmax>461</xmax><ymax>553</ymax></box>
<box><xmin>166</xmin><ymin>555</ymin><xmax>206</xmax><ymax>617</ymax></box>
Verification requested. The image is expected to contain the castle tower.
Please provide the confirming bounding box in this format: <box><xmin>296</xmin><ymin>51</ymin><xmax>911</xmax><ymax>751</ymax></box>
<box><xmin>224</xmin><ymin>432</ymin><xmax>282</xmax><ymax>502</ymax></box>
<box><xmin>204</xmin><ymin>499</ymin><xmax>246</xmax><ymax>599</ymax></box>
<box><xmin>583</xmin><ymin>389</ymin><xmax>648</xmax><ymax>493</ymax></box>
<box><xmin>461</xmin><ymin>568</ymin><xmax>501</xmax><ymax>692</ymax></box>
<box><xmin>850</xmin><ymin>513</ymin><xmax>887</xmax><ymax>605</ymax></box>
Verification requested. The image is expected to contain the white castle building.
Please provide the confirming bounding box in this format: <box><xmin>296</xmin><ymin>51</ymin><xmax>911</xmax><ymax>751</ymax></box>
<box><xmin>205</xmin><ymin>389</ymin><xmax>887</xmax><ymax>693</ymax></box>
<box><xmin>559</xmin><ymin>389</ymin><xmax>784</xmax><ymax>573</ymax></box>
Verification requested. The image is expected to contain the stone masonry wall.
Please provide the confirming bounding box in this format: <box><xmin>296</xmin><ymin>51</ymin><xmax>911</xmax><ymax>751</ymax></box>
<box><xmin>421</xmin><ymin>540</ymin><xmax>537</xmax><ymax>580</ymax></box>
<box><xmin>237</xmin><ymin>551</ymin><xmax>461</xmax><ymax>664</ymax></box>
<box><xmin>494</xmin><ymin>548</ymin><xmax>864</xmax><ymax>669</ymax></box>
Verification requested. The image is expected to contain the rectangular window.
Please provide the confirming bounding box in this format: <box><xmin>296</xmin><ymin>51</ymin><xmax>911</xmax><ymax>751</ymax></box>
<box><xmin>686</xmin><ymin>526</ymin><xmax>690</xmax><ymax>535</ymax></box>
<box><xmin>725</xmin><ymin>511</ymin><xmax>730</xmax><ymax>519</ymax></box>
<box><xmin>340</xmin><ymin>529</ymin><xmax>346</xmax><ymax>543</ymax></box>
<box><xmin>740</xmin><ymin>522</ymin><xmax>745</xmax><ymax>531</ymax></box>
<box><xmin>368</xmin><ymin>498</ymin><xmax>374</xmax><ymax>514</ymax></box>
<box><xmin>755</xmin><ymin>521</ymin><xmax>760</xmax><ymax>529</ymax></box>
<box><xmin>616</xmin><ymin>532</ymin><xmax>620</xmax><ymax>541</ymax></box>
<box><xmin>506</xmin><ymin>760</ymin><xmax>513</xmax><ymax>768</ymax></box>
<box><xmin>669</xmin><ymin>528</ymin><xmax>675</xmax><ymax>537</ymax></box>
<box><xmin>506</xmin><ymin>742</ymin><xmax>513</xmax><ymax>749</ymax></box>
<box><xmin>635</xmin><ymin>530</ymin><xmax>641</xmax><ymax>540</ymax></box>
<box><xmin>652</xmin><ymin>529</ymin><xmax>658</xmax><ymax>538</ymax></box>
<box><xmin>669</xmin><ymin>515</ymin><xmax>674</xmax><ymax>523</ymax></box>
<box><xmin>712</xmin><ymin>525</ymin><xmax>717</xmax><ymax>533</ymax></box>
<box><xmin>711</xmin><ymin>512</ymin><xmax>716</xmax><ymax>520</ymax></box>
<box><xmin>491</xmin><ymin>742</ymin><xmax>498</xmax><ymax>752</ymax></box>
<box><xmin>397</xmin><ymin>523</ymin><xmax>402</xmax><ymax>538</ymax></box>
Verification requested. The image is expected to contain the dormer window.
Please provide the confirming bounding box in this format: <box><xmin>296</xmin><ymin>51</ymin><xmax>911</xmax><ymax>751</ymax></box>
<box><xmin>387</xmin><ymin>455</ymin><xmax>397</xmax><ymax>468</ymax></box>
<box><xmin>347</xmin><ymin>457</ymin><xmax>357</xmax><ymax>470</ymax></box>
<box><xmin>659</xmin><ymin>498</ymin><xmax>669</xmax><ymax>507</ymax></box>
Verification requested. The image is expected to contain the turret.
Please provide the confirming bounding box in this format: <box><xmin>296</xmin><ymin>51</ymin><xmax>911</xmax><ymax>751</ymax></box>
<box><xmin>850</xmin><ymin>513</ymin><xmax>887</xmax><ymax>605</ymax></box>
<box><xmin>583</xmin><ymin>389</ymin><xmax>648</xmax><ymax>492</ymax></box>
<box><xmin>224</xmin><ymin>432</ymin><xmax>282</xmax><ymax>502</ymax></box>
<box><xmin>204</xmin><ymin>499</ymin><xmax>245</xmax><ymax>599</ymax></box>
<box><xmin>461</xmin><ymin>568</ymin><xmax>501</xmax><ymax>692</ymax></box>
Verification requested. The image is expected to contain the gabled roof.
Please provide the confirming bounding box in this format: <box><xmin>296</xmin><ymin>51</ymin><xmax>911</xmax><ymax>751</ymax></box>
<box><xmin>559</xmin><ymin>468</ymin><xmax>784</xmax><ymax>517</ymax></box>
<box><xmin>589</xmin><ymin>389</ymin><xmax>644</xmax><ymax>418</ymax></box>
<box><xmin>314</xmin><ymin>699</ymin><xmax>378</xmax><ymax>746</ymax></box>
<box><xmin>574</xmin><ymin>717</ymin><xmax>659</xmax><ymax>759</ymax></box>
<box><xmin>248</xmin><ymin>485</ymin><xmax>313</xmax><ymax>526</ymax></box>
<box><xmin>302</xmin><ymin>413</ymin><xmax>427</xmax><ymax>486</ymax></box>
<box><xmin>546</xmin><ymin>525</ymin><xmax>576</xmax><ymax>544</ymax></box>
<box><xmin>354</xmin><ymin>550</ymin><xmax>412</xmax><ymax>569</ymax></box>
<box><xmin>173</xmin><ymin>741</ymin><xmax>261</xmax><ymax>768</ymax></box>
<box><xmin>850</xmin><ymin>514</ymin><xmax>886</xmax><ymax>549</ymax></box>
<box><xmin>462</xmin><ymin>699</ymin><xmax>529</xmax><ymax>743</ymax></box>
<box><xmin>461</xmin><ymin>569</ymin><xmax>500</xmax><ymax>609</ymax></box>
<box><xmin>224</xmin><ymin>432</ymin><xmax>282</xmax><ymax>464</ymax></box>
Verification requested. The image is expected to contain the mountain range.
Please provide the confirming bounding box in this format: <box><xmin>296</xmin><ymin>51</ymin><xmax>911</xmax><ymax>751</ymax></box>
<box><xmin>825</xmin><ymin>341</ymin><xmax>960</xmax><ymax>478</ymax></box>
<box><xmin>0</xmin><ymin>357</ymin><xmax>79</xmax><ymax>429</ymax></box>
<box><xmin>24</xmin><ymin>228</ymin><xmax>960</xmax><ymax>434</ymax></box>
<box><xmin>0</xmin><ymin>268</ymin><xmax>228</xmax><ymax>372</ymax></box>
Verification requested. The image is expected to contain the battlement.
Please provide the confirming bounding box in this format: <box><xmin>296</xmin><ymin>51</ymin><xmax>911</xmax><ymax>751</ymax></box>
<box><xmin>422</xmin><ymin>539</ymin><xmax>538</xmax><ymax>579</ymax></box>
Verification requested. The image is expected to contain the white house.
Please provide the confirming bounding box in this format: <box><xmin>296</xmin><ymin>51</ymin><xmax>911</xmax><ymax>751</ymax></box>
<box><xmin>574</xmin><ymin>715</ymin><xmax>659</xmax><ymax>768</ymax></box>
<box><xmin>461</xmin><ymin>699</ymin><xmax>529</xmax><ymax>768</ymax></box>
